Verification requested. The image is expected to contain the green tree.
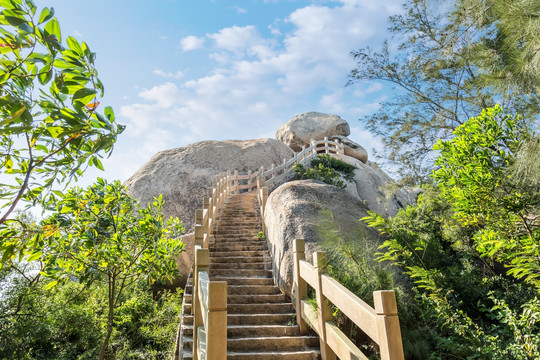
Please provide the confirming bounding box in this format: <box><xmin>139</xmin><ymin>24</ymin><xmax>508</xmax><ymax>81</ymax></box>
<box><xmin>38</xmin><ymin>179</ymin><xmax>184</xmax><ymax>360</ymax></box>
<box><xmin>349</xmin><ymin>0</ymin><xmax>540</xmax><ymax>183</ymax></box>
<box><xmin>0</xmin><ymin>0</ymin><xmax>124</xmax><ymax>265</ymax></box>
<box><xmin>364</xmin><ymin>106</ymin><xmax>540</xmax><ymax>358</ymax></box>
<box><xmin>433</xmin><ymin>105</ymin><xmax>540</xmax><ymax>289</ymax></box>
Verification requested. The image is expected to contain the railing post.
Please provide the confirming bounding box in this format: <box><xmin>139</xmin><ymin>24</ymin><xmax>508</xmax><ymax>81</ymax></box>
<box><xmin>293</xmin><ymin>239</ymin><xmax>309</xmax><ymax>334</ymax></box>
<box><xmin>233</xmin><ymin>170</ymin><xmax>238</xmax><ymax>194</ymax></box>
<box><xmin>194</xmin><ymin>209</ymin><xmax>204</xmax><ymax>250</ymax></box>
<box><xmin>310</xmin><ymin>139</ymin><xmax>316</xmax><ymax>155</ymax></box>
<box><xmin>314</xmin><ymin>251</ymin><xmax>336</xmax><ymax>360</ymax></box>
<box><xmin>192</xmin><ymin>246</ymin><xmax>209</xmax><ymax>359</ymax></box>
<box><xmin>206</xmin><ymin>281</ymin><xmax>228</xmax><ymax>360</ymax></box>
<box><xmin>261</xmin><ymin>187</ymin><xmax>268</xmax><ymax>235</ymax></box>
<box><xmin>374</xmin><ymin>291</ymin><xmax>405</xmax><ymax>360</ymax></box>
<box><xmin>324</xmin><ymin>137</ymin><xmax>329</xmax><ymax>154</ymax></box>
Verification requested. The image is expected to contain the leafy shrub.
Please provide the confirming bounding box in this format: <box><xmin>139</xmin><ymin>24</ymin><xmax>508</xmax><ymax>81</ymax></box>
<box><xmin>293</xmin><ymin>154</ymin><xmax>356</xmax><ymax>188</ymax></box>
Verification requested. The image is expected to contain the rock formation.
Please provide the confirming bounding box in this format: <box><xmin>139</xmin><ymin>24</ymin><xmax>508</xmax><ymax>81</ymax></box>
<box><xmin>276</xmin><ymin>112</ymin><xmax>350</xmax><ymax>152</ymax></box>
<box><xmin>125</xmin><ymin>138</ymin><xmax>294</xmax><ymax>233</ymax></box>
<box><xmin>330</xmin><ymin>135</ymin><xmax>368</xmax><ymax>163</ymax></box>
<box><xmin>263</xmin><ymin>179</ymin><xmax>382</xmax><ymax>296</ymax></box>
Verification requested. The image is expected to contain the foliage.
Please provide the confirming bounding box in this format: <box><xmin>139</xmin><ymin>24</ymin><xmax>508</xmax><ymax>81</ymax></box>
<box><xmin>0</xmin><ymin>270</ymin><xmax>182</xmax><ymax>360</ymax></box>
<box><xmin>364</xmin><ymin>107</ymin><xmax>540</xmax><ymax>358</ymax></box>
<box><xmin>318</xmin><ymin>208</ymin><xmax>433</xmax><ymax>359</ymax></box>
<box><xmin>37</xmin><ymin>178</ymin><xmax>184</xmax><ymax>359</ymax></box>
<box><xmin>294</xmin><ymin>154</ymin><xmax>356</xmax><ymax>188</ymax></box>
<box><xmin>0</xmin><ymin>0</ymin><xmax>124</xmax><ymax>266</ymax></box>
<box><xmin>348</xmin><ymin>0</ymin><xmax>540</xmax><ymax>183</ymax></box>
<box><xmin>433</xmin><ymin>105</ymin><xmax>540</xmax><ymax>289</ymax></box>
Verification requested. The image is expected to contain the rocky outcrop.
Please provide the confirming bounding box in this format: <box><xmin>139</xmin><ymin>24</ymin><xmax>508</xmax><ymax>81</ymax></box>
<box><xmin>330</xmin><ymin>135</ymin><xmax>368</xmax><ymax>163</ymax></box>
<box><xmin>276</xmin><ymin>112</ymin><xmax>350</xmax><ymax>152</ymax></box>
<box><xmin>263</xmin><ymin>154</ymin><xmax>417</xmax><ymax>296</ymax></box>
<box><xmin>125</xmin><ymin>138</ymin><xmax>294</xmax><ymax>233</ymax></box>
<box><xmin>263</xmin><ymin>179</ymin><xmax>382</xmax><ymax>297</ymax></box>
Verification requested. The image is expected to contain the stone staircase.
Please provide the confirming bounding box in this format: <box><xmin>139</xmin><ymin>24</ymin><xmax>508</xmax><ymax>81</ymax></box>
<box><xmin>179</xmin><ymin>193</ymin><xmax>320</xmax><ymax>359</ymax></box>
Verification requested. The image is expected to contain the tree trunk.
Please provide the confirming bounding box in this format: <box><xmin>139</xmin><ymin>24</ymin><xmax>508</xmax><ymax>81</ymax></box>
<box><xmin>99</xmin><ymin>276</ymin><xmax>116</xmax><ymax>360</ymax></box>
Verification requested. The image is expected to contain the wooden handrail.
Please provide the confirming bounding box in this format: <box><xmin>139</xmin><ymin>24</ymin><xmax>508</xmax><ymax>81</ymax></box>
<box><xmin>183</xmin><ymin>137</ymin><xmax>347</xmax><ymax>358</ymax></box>
<box><xmin>192</xmin><ymin>245</ymin><xmax>227</xmax><ymax>360</ymax></box>
<box><xmin>293</xmin><ymin>239</ymin><xmax>405</xmax><ymax>360</ymax></box>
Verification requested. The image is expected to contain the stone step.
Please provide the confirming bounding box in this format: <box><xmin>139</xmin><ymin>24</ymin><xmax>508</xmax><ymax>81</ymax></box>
<box><xmin>182</xmin><ymin>336</ymin><xmax>319</xmax><ymax>352</ymax></box>
<box><xmin>227</xmin><ymin>285</ymin><xmax>281</xmax><ymax>295</ymax></box>
<box><xmin>211</xmin><ymin>262</ymin><xmax>270</xmax><ymax>270</ymax></box>
<box><xmin>182</xmin><ymin>313</ymin><xmax>296</xmax><ymax>326</ymax></box>
<box><xmin>211</xmin><ymin>277</ymin><xmax>274</xmax><ymax>286</ymax></box>
<box><xmin>210</xmin><ymin>269</ymin><xmax>273</xmax><ymax>278</ymax></box>
<box><xmin>181</xmin><ymin>324</ymin><xmax>301</xmax><ymax>337</ymax></box>
<box><xmin>182</xmin><ymin>350</ymin><xmax>320</xmax><ymax>360</ymax></box>
<box><xmin>210</xmin><ymin>244</ymin><xmax>267</xmax><ymax>252</ymax></box>
<box><xmin>211</xmin><ymin>250</ymin><xmax>269</xmax><ymax>257</ymax></box>
<box><xmin>227</xmin><ymin>303</ymin><xmax>294</xmax><ymax>314</ymax></box>
<box><xmin>183</xmin><ymin>293</ymin><xmax>287</xmax><ymax>306</ymax></box>
<box><xmin>210</xmin><ymin>256</ymin><xmax>267</xmax><ymax>263</ymax></box>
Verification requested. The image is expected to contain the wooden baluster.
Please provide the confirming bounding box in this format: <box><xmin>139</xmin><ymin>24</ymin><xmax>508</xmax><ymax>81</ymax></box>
<box><xmin>234</xmin><ymin>170</ymin><xmax>238</xmax><ymax>194</ymax></box>
<box><xmin>314</xmin><ymin>251</ymin><xmax>336</xmax><ymax>360</ymax></box>
<box><xmin>374</xmin><ymin>291</ymin><xmax>405</xmax><ymax>360</ymax></box>
<box><xmin>293</xmin><ymin>239</ymin><xmax>309</xmax><ymax>334</ymax></box>
<box><xmin>193</xmin><ymin>247</ymin><xmax>209</xmax><ymax>360</ymax></box>
<box><xmin>206</xmin><ymin>281</ymin><xmax>228</xmax><ymax>360</ymax></box>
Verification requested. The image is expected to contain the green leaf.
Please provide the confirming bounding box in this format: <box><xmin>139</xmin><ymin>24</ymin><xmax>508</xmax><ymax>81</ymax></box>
<box><xmin>104</xmin><ymin>106</ymin><xmax>114</xmax><ymax>121</ymax></box>
<box><xmin>45</xmin><ymin>280</ymin><xmax>58</xmax><ymax>290</ymax></box>
<box><xmin>17</xmin><ymin>22</ymin><xmax>32</xmax><ymax>33</ymax></box>
<box><xmin>66</xmin><ymin>35</ymin><xmax>82</xmax><ymax>54</ymax></box>
<box><xmin>47</xmin><ymin>126</ymin><xmax>63</xmax><ymax>138</ymax></box>
<box><xmin>38</xmin><ymin>6</ymin><xmax>54</xmax><ymax>24</ymax></box>
<box><xmin>44</xmin><ymin>17</ymin><xmax>61</xmax><ymax>43</ymax></box>
<box><xmin>27</xmin><ymin>250</ymin><xmax>42</xmax><ymax>262</ymax></box>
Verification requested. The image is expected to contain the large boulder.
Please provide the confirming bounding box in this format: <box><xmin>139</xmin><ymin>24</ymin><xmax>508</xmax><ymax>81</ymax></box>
<box><xmin>125</xmin><ymin>139</ymin><xmax>294</xmax><ymax>286</ymax></box>
<box><xmin>263</xmin><ymin>154</ymin><xmax>417</xmax><ymax>296</ymax></box>
<box><xmin>337</xmin><ymin>154</ymin><xmax>415</xmax><ymax>218</ymax></box>
<box><xmin>276</xmin><ymin>112</ymin><xmax>350</xmax><ymax>152</ymax></box>
<box><xmin>330</xmin><ymin>135</ymin><xmax>368</xmax><ymax>163</ymax></box>
<box><xmin>264</xmin><ymin>180</ymin><xmax>381</xmax><ymax>297</ymax></box>
<box><xmin>125</xmin><ymin>138</ymin><xmax>294</xmax><ymax>233</ymax></box>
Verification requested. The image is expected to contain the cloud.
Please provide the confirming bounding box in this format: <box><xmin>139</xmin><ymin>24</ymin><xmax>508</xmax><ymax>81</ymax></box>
<box><xmin>180</xmin><ymin>35</ymin><xmax>205</xmax><ymax>51</ymax></box>
<box><xmin>118</xmin><ymin>0</ymin><xmax>402</xmax><ymax>177</ymax></box>
<box><xmin>232</xmin><ymin>6</ymin><xmax>247</xmax><ymax>14</ymax></box>
<box><xmin>154</xmin><ymin>69</ymin><xmax>184</xmax><ymax>79</ymax></box>
<box><xmin>207</xmin><ymin>25</ymin><xmax>263</xmax><ymax>53</ymax></box>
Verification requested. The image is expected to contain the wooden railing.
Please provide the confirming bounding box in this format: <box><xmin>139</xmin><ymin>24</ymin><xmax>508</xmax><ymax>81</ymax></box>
<box><xmin>182</xmin><ymin>137</ymin><xmax>369</xmax><ymax>359</ymax></box>
<box><xmin>293</xmin><ymin>239</ymin><xmax>404</xmax><ymax>360</ymax></box>
<box><xmin>192</xmin><ymin>245</ymin><xmax>227</xmax><ymax>360</ymax></box>
<box><xmin>255</xmin><ymin>137</ymin><xmax>345</xmax><ymax>235</ymax></box>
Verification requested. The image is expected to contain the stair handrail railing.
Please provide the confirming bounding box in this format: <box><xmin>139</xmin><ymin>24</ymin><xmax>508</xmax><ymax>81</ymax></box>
<box><xmin>192</xmin><ymin>245</ymin><xmax>227</xmax><ymax>360</ymax></box>
<box><xmin>182</xmin><ymin>137</ymin><xmax>346</xmax><ymax>358</ymax></box>
<box><xmin>293</xmin><ymin>239</ymin><xmax>405</xmax><ymax>360</ymax></box>
<box><xmin>256</xmin><ymin>137</ymin><xmax>345</xmax><ymax>235</ymax></box>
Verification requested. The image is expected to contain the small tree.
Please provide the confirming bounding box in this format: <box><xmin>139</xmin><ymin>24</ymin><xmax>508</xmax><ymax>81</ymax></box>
<box><xmin>38</xmin><ymin>179</ymin><xmax>184</xmax><ymax>360</ymax></box>
<box><xmin>0</xmin><ymin>0</ymin><xmax>124</xmax><ymax>265</ymax></box>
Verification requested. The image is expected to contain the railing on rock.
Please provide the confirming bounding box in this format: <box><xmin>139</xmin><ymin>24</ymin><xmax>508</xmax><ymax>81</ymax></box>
<box><xmin>293</xmin><ymin>239</ymin><xmax>405</xmax><ymax>360</ymax></box>
<box><xmin>180</xmin><ymin>137</ymin><xmax>405</xmax><ymax>360</ymax></box>
<box><xmin>256</xmin><ymin>137</ymin><xmax>345</xmax><ymax>234</ymax></box>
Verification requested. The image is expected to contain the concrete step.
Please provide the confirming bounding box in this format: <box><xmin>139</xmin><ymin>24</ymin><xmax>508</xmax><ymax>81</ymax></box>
<box><xmin>211</xmin><ymin>250</ymin><xmax>269</xmax><ymax>257</ymax></box>
<box><xmin>227</xmin><ymin>303</ymin><xmax>294</xmax><ymax>314</ymax></box>
<box><xmin>181</xmin><ymin>324</ymin><xmax>301</xmax><ymax>337</ymax></box>
<box><xmin>211</xmin><ymin>277</ymin><xmax>274</xmax><ymax>286</ymax></box>
<box><xmin>182</xmin><ymin>350</ymin><xmax>320</xmax><ymax>360</ymax></box>
<box><xmin>183</xmin><ymin>293</ymin><xmax>288</xmax><ymax>308</ymax></box>
<box><xmin>211</xmin><ymin>262</ymin><xmax>270</xmax><ymax>270</ymax></box>
<box><xmin>182</xmin><ymin>313</ymin><xmax>296</xmax><ymax>326</ymax></box>
<box><xmin>210</xmin><ymin>269</ymin><xmax>273</xmax><ymax>278</ymax></box>
<box><xmin>210</xmin><ymin>244</ymin><xmax>267</xmax><ymax>252</ymax></box>
<box><xmin>210</xmin><ymin>256</ymin><xmax>268</xmax><ymax>263</ymax></box>
<box><xmin>227</xmin><ymin>285</ymin><xmax>281</xmax><ymax>295</ymax></box>
<box><xmin>182</xmin><ymin>336</ymin><xmax>319</xmax><ymax>353</ymax></box>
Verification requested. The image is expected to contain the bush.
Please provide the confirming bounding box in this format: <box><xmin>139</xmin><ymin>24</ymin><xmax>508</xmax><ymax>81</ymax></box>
<box><xmin>293</xmin><ymin>154</ymin><xmax>356</xmax><ymax>188</ymax></box>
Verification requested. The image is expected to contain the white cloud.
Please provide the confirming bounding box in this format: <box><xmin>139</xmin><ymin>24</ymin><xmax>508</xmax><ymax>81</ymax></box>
<box><xmin>207</xmin><ymin>25</ymin><xmax>263</xmax><ymax>53</ymax></box>
<box><xmin>118</xmin><ymin>0</ymin><xmax>401</xmax><ymax>179</ymax></box>
<box><xmin>180</xmin><ymin>35</ymin><xmax>205</xmax><ymax>51</ymax></box>
<box><xmin>232</xmin><ymin>6</ymin><xmax>247</xmax><ymax>14</ymax></box>
<box><xmin>154</xmin><ymin>69</ymin><xmax>184</xmax><ymax>79</ymax></box>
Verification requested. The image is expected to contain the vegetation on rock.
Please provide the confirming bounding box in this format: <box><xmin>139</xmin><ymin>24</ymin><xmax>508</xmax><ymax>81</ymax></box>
<box><xmin>293</xmin><ymin>154</ymin><xmax>355</xmax><ymax>189</ymax></box>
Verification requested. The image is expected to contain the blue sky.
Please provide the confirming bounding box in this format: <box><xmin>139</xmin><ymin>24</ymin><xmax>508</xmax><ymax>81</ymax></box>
<box><xmin>35</xmin><ymin>0</ymin><xmax>402</xmax><ymax>184</ymax></box>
